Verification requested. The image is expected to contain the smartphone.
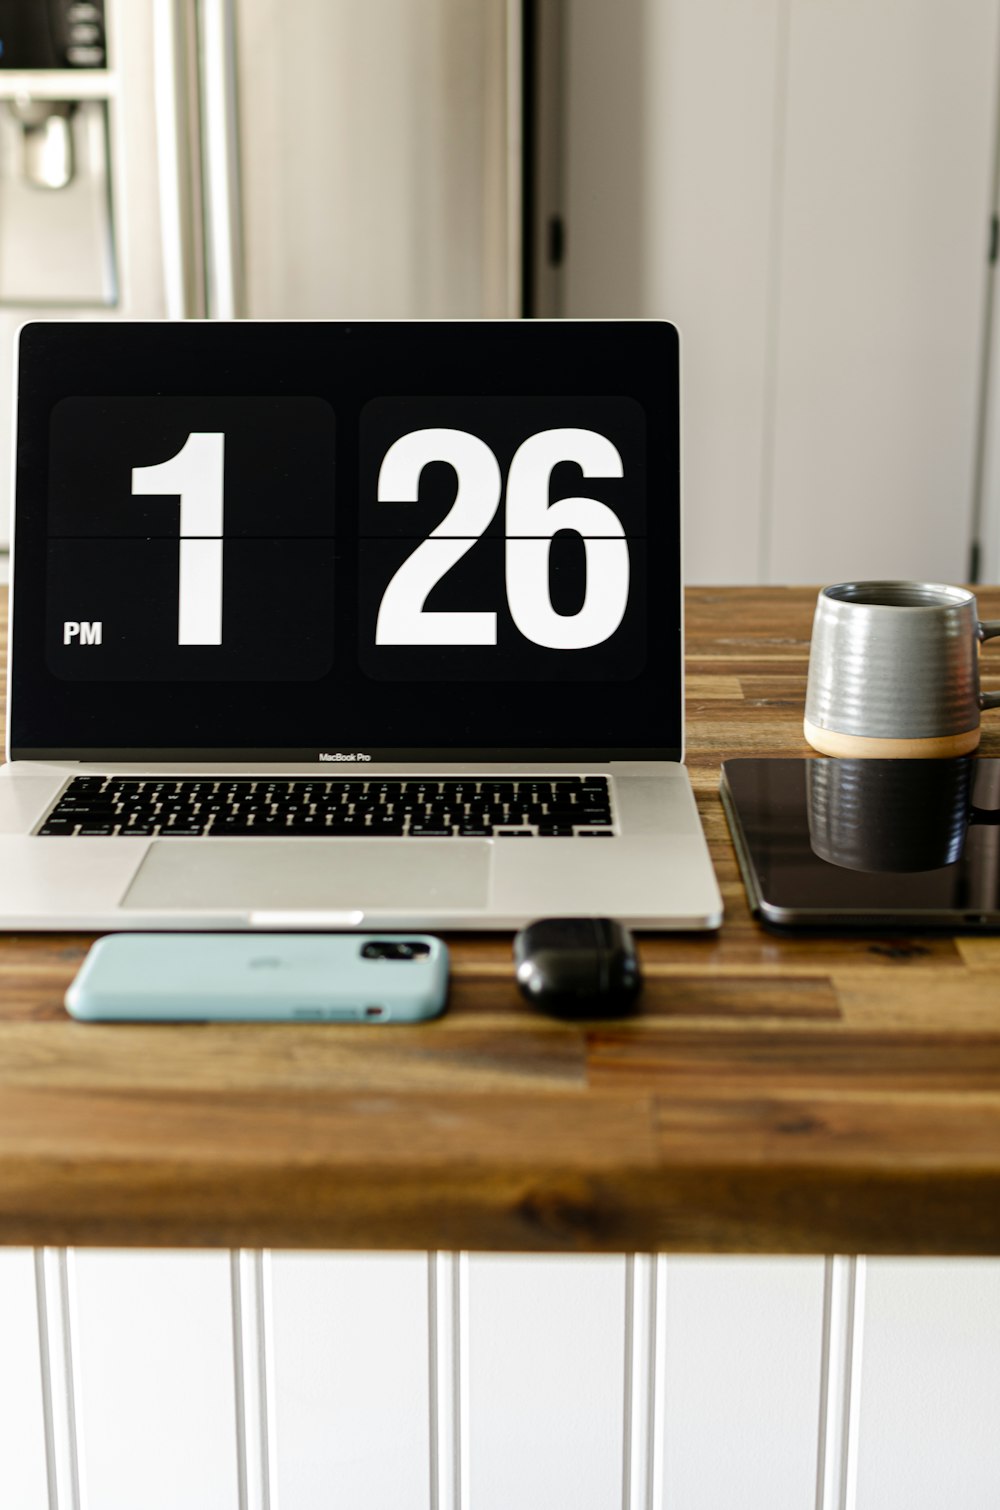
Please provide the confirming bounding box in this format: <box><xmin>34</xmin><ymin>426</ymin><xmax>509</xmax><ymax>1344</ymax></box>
<box><xmin>65</xmin><ymin>933</ymin><xmax>449</xmax><ymax>1023</ymax></box>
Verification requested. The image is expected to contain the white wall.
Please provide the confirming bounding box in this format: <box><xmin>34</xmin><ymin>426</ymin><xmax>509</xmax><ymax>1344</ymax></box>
<box><xmin>5</xmin><ymin>1249</ymin><xmax>1000</xmax><ymax>1507</ymax></box>
<box><xmin>563</xmin><ymin>0</ymin><xmax>1000</xmax><ymax>587</ymax></box>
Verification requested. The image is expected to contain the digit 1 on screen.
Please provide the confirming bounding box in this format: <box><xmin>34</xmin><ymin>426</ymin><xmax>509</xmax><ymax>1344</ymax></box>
<box><xmin>132</xmin><ymin>431</ymin><xmax>225</xmax><ymax>645</ymax></box>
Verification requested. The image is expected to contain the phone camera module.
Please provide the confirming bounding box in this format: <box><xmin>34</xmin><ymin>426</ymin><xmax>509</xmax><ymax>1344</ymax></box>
<box><xmin>361</xmin><ymin>940</ymin><xmax>430</xmax><ymax>961</ymax></box>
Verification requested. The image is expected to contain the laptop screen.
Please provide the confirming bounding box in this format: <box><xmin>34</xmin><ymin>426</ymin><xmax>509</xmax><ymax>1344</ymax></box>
<box><xmin>8</xmin><ymin>320</ymin><xmax>682</xmax><ymax>761</ymax></box>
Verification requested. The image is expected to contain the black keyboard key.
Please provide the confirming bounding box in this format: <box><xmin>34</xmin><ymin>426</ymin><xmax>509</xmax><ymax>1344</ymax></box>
<box><xmin>458</xmin><ymin>824</ymin><xmax>492</xmax><ymax>836</ymax></box>
<box><xmin>78</xmin><ymin>822</ymin><xmax>116</xmax><ymax>836</ymax></box>
<box><xmin>577</xmin><ymin>829</ymin><xmax>614</xmax><ymax>836</ymax></box>
<box><xmin>368</xmin><ymin>816</ymin><xmax>405</xmax><ymax>834</ymax></box>
<box><xmin>53</xmin><ymin>801</ymin><xmax>116</xmax><ymax>815</ymax></box>
<box><xmin>408</xmin><ymin>825</ymin><xmax>453</xmax><ymax>837</ymax></box>
<box><xmin>38</xmin><ymin>819</ymin><xmax>77</xmax><ymax>835</ymax></box>
<box><xmin>495</xmin><ymin>829</ymin><xmax>533</xmax><ymax>837</ymax></box>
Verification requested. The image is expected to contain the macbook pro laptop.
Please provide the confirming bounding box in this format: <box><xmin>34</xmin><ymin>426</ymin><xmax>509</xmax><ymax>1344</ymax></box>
<box><xmin>0</xmin><ymin>319</ymin><xmax>722</xmax><ymax>931</ymax></box>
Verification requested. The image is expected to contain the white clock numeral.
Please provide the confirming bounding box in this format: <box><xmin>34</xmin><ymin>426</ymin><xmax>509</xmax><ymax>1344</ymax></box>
<box><xmin>376</xmin><ymin>427</ymin><xmax>501</xmax><ymax>646</ymax></box>
<box><xmin>505</xmin><ymin>427</ymin><xmax>628</xmax><ymax>649</ymax></box>
<box><xmin>505</xmin><ymin>426</ymin><xmax>625</xmax><ymax>538</ymax></box>
<box><xmin>375</xmin><ymin>425</ymin><xmax>629</xmax><ymax>650</ymax></box>
<box><xmin>132</xmin><ymin>431</ymin><xmax>225</xmax><ymax>646</ymax></box>
<box><xmin>506</xmin><ymin>537</ymin><xmax>630</xmax><ymax>650</ymax></box>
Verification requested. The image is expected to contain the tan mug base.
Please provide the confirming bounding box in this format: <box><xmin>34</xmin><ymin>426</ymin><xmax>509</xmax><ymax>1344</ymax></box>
<box><xmin>803</xmin><ymin>717</ymin><xmax>981</xmax><ymax>759</ymax></box>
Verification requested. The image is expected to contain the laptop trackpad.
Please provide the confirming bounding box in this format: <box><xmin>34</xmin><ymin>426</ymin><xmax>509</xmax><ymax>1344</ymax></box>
<box><xmin>120</xmin><ymin>839</ymin><xmax>490</xmax><ymax>913</ymax></box>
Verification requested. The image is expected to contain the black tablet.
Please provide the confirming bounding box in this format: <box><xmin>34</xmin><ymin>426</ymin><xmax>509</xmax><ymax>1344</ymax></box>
<box><xmin>720</xmin><ymin>756</ymin><xmax>1000</xmax><ymax>930</ymax></box>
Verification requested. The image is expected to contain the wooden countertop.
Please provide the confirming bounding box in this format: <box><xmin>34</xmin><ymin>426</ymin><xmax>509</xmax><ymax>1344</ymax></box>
<box><xmin>3</xmin><ymin>584</ymin><xmax>1000</xmax><ymax>1255</ymax></box>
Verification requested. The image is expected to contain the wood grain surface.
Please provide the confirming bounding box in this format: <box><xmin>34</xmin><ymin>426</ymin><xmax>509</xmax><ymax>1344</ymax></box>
<box><xmin>3</xmin><ymin>584</ymin><xmax>1000</xmax><ymax>1253</ymax></box>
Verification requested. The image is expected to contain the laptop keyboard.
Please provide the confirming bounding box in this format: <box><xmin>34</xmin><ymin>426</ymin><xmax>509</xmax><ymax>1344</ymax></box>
<box><xmin>37</xmin><ymin>776</ymin><xmax>615</xmax><ymax>838</ymax></box>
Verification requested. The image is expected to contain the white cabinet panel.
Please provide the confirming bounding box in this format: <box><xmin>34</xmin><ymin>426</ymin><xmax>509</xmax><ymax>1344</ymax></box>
<box><xmin>73</xmin><ymin>1250</ymin><xmax>239</xmax><ymax>1510</ymax></box>
<box><xmin>564</xmin><ymin>0</ymin><xmax>782</xmax><ymax>584</ymax></box>
<box><xmin>467</xmin><ymin>1254</ymin><xmax>626</xmax><ymax>1510</ymax></box>
<box><xmin>662</xmin><ymin>1256</ymin><xmax>826</xmax><ymax>1510</ymax></box>
<box><xmin>0</xmin><ymin>1250</ymin><xmax>48</xmax><ymax>1510</ymax></box>
<box><xmin>856</xmin><ymin>1258</ymin><xmax>1000</xmax><ymax>1510</ymax></box>
<box><xmin>640</xmin><ymin>0</ymin><xmax>785</xmax><ymax>587</ymax></box>
<box><xmin>269</xmin><ymin>1251</ymin><xmax>430</xmax><ymax>1510</ymax></box>
<box><xmin>768</xmin><ymin>0</ymin><xmax>999</xmax><ymax>584</ymax></box>
<box><xmin>564</xmin><ymin>0</ymin><xmax>999</xmax><ymax>587</ymax></box>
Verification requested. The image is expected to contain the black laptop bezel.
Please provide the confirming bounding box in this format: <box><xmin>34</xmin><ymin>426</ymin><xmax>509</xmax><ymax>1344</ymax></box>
<box><xmin>8</xmin><ymin>319</ymin><xmax>683</xmax><ymax>763</ymax></box>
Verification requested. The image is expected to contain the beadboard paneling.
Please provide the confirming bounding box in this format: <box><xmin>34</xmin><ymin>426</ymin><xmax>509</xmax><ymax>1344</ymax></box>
<box><xmin>661</xmin><ymin>1256</ymin><xmax>826</xmax><ymax>1509</ymax></box>
<box><xmin>269</xmin><ymin>1252</ymin><xmax>430</xmax><ymax>1510</ymax></box>
<box><xmin>72</xmin><ymin>1251</ymin><xmax>240</xmax><ymax>1510</ymax></box>
<box><xmin>0</xmin><ymin>1250</ymin><xmax>48</xmax><ymax>1510</ymax></box>
<box><xmin>467</xmin><ymin>1255</ymin><xmax>627</xmax><ymax>1510</ymax></box>
<box><xmin>856</xmin><ymin>1258</ymin><xmax>1000</xmax><ymax>1509</ymax></box>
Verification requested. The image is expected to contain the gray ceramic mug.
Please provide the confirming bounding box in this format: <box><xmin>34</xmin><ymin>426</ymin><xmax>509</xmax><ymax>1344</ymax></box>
<box><xmin>804</xmin><ymin>582</ymin><xmax>1000</xmax><ymax>758</ymax></box>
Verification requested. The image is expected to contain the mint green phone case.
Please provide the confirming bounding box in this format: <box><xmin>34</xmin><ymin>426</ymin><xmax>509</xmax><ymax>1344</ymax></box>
<box><xmin>65</xmin><ymin>933</ymin><xmax>449</xmax><ymax>1022</ymax></box>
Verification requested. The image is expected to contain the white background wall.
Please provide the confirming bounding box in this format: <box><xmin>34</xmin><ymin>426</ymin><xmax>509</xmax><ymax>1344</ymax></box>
<box><xmin>4</xmin><ymin>1249</ymin><xmax>1000</xmax><ymax>1508</ymax></box>
<box><xmin>563</xmin><ymin>0</ymin><xmax>1000</xmax><ymax>587</ymax></box>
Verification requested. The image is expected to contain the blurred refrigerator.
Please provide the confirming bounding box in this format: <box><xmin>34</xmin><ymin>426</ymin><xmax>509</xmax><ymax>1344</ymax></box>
<box><xmin>0</xmin><ymin>0</ymin><xmax>524</xmax><ymax>546</ymax></box>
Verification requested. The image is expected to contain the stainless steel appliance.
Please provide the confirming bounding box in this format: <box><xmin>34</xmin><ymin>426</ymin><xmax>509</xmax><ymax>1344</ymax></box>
<box><xmin>0</xmin><ymin>0</ymin><xmax>523</xmax><ymax>547</ymax></box>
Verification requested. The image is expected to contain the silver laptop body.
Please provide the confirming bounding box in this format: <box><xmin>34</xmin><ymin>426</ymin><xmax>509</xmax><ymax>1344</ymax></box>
<box><xmin>0</xmin><ymin>320</ymin><xmax>721</xmax><ymax>932</ymax></box>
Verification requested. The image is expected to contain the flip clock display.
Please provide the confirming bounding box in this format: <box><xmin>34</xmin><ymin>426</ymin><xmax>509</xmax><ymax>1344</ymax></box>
<box><xmin>45</xmin><ymin>394</ymin><xmax>645</xmax><ymax>685</ymax></box>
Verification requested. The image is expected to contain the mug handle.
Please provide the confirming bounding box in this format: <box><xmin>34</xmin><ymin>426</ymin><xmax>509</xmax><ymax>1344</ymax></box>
<box><xmin>979</xmin><ymin>620</ymin><xmax>1000</xmax><ymax>710</ymax></box>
